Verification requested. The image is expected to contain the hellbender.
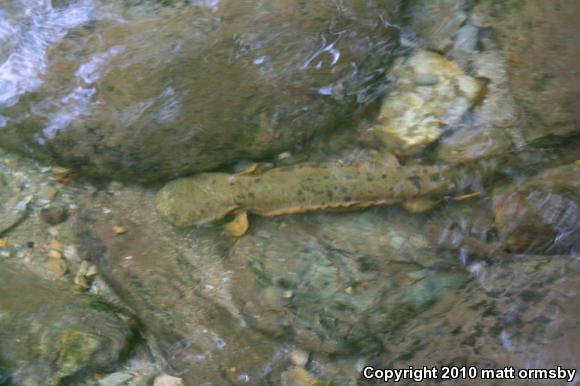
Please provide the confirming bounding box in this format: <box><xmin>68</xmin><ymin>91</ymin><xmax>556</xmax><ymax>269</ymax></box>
<box><xmin>155</xmin><ymin>162</ymin><xmax>486</xmax><ymax>233</ymax></box>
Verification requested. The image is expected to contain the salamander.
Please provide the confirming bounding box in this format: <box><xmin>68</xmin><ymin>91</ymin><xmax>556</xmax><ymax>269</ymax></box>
<box><xmin>155</xmin><ymin>162</ymin><xmax>473</xmax><ymax>234</ymax></box>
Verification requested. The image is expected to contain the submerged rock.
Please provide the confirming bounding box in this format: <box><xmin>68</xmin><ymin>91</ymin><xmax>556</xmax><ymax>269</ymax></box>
<box><xmin>153</xmin><ymin>374</ymin><xmax>184</xmax><ymax>386</ymax></box>
<box><xmin>372</xmin><ymin>50</ymin><xmax>483</xmax><ymax>155</ymax></box>
<box><xmin>398</xmin><ymin>0</ymin><xmax>468</xmax><ymax>52</ymax></box>
<box><xmin>470</xmin><ymin>38</ymin><xmax>520</xmax><ymax>133</ymax></box>
<box><xmin>72</xmin><ymin>187</ymin><xmax>293</xmax><ymax>385</ymax></box>
<box><xmin>0</xmin><ymin>263</ymin><xmax>134</xmax><ymax>385</ymax></box>
<box><xmin>493</xmin><ymin>163</ymin><xmax>580</xmax><ymax>254</ymax></box>
<box><xmin>433</xmin><ymin>38</ymin><xmax>521</xmax><ymax>165</ymax></box>
<box><xmin>434</xmin><ymin>126</ymin><xmax>513</xmax><ymax>164</ymax></box>
<box><xmin>280</xmin><ymin>366</ymin><xmax>330</xmax><ymax>386</ymax></box>
<box><xmin>97</xmin><ymin>371</ymin><xmax>134</xmax><ymax>386</ymax></box>
<box><xmin>475</xmin><ymin>0</ymin><xmax>580</xmax><ymax>144</ymax></box>
<box><xmin>0</xmin><ymin>0</ymin><xmax>400</xmax><ymax>183</ymax></box>
<box><xmin>367</xmin><ymin>254</ymin><xmax>580</xmax><ymax>378</ymax></box>
<box><xmin>227</xmin><ymin>209</ymin><xmax>470</xmax><ymax>354</ymax></box>
<box><xmin>0</xmin><ymin>171</ymin><xmax>30</xmax><ymax>235</ymax></box>
<box><xmin>40</xmin><ymin>204</ymin><xmax>69</xmax><ymax>225</ymax></box>
<box><xmin>449</xmin><ymin>23</ymin><xmax>480</xmax><ymax>65</ymax></box>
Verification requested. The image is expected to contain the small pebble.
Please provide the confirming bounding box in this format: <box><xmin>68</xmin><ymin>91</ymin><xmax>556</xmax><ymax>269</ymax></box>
<box><xmin>74</xmin><ymin>272</ymin><xmax>90</xmax><ymax>289</ymax></box>
<box><xmin>281</xmin><ymin>366</ymin><xmax>329</xmax><ymax>386</ymax></box>
<box><xmin>74</xmin><ymin>261</ymin><xmax>91</xmax><ymax>289</ymax></box>
<box><xmin>451</xmin><ymin>23</ymin><xmax>480</xmax><ymax>60</ymax></box>
<box><xmin>153</xmin><ymin>374</ymin><xmax>184</xmax><ymax>386</ymax></box>
<box><xmin>86</xmin><ymin>264</ymin><xmax>99</xmax><ymax>277</ymax></box>
<box><xmin>64</xmin><ymin>244</ymin><xmax>80</xmax><ymax>262</ymax></box>
<box><xmin>233</xmin><ymin>160</ymin><xmax>257</xmax><ymax>174</ymax></box>
<box><xmin>51</xmin><ymin>166</ymin><xmax>71</xmax><ymax>176</ymax></box>
<box><xmin>278</xmin><ymin>151</ymin><xmax>292</xmax><ymax>160</ymax></box>
<box><xmin>112</xmin><ymin>226</ymin><xmax>127</xmax><ymax>235</ymax></box>
<box><xmin>39</xmin><ymin>185</ymin><xmax>59</xmax><ymax>200</ymax></box>
<box><xmin>97</xmin><ymin>372</ymin><xmax>133</xmax><ymax>386</ymax></box>
<box><xmin>108</xmin><ymin>181</ymin><xmax>124</xmax><ymax>191</ymax></box>
<box><xmin>47</xmin><ymin>250</ymin><xmax>63</xmax><ymax>259</ymax></box>
<box><xmin>44</xmin><ymin>259</ymin><xmax>68</xmax><ymax>278</ymax></box>
<box><xmin>40</xmin><ymin>205</ymin><xmax>69</xmax><ymax>225</ymax></box>
<box><xmin>78</xmin><ymin>260</ymin><xmax>89</xmax><ymax>275</ymax></box>
<box><xmin>48</xmin><ymin>239</ymin><xmax>63</xmax><ymax>251</ymax></box>
<box><xmin>290</xmin><ymin>349</ymin><xmax>309</xmax><ymax>367</ymax></box>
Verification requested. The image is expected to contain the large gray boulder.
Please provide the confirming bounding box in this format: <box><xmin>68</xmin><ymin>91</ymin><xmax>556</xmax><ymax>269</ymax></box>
<box><xmin>0</xmin><ymin>0</ymin><xmax>400</xmax><ymax>183</ymax></box>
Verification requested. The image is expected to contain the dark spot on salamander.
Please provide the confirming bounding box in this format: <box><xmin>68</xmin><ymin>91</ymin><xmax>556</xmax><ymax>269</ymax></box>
<box><xmin>326</xmin><ymin>191</ymin><xmax>334</xmax><ymax>198</ymax></box>
<box><xmin>382</xmin><ymin>174</ymin><xmax>387</xmax><ymax>179</ymax></box>
<box><xmin>367</xmin><ymin>176</ymin><xmax>373</xmax><ymax>182</ymax></box>
<box><xmin>345</xmin><ymin>196</ymin><xmax>352</xmax><ymax>201</ymax></box>
<box><xmin>255</xmin><ymin>178</ymin><xmax>261</xmax><ymax>183</ymax></box>
<box><xmin>409</xmin><ymin>176</ymin><xmax>422</xmax><ymax>190</ymax></box>
<box><xmin>430</xmin><ymin>174</ymin><xmax>441</xmax><ymax>182</ymax></box>
<box><xmin>297</xmin><ymin>190</ymin><xmax>305</xmax><ymax>196</ymax></box>
<box><xmin>248</xmin><ymin>192</ymin><xmax>256</xmax><ymax>199</ymax></box>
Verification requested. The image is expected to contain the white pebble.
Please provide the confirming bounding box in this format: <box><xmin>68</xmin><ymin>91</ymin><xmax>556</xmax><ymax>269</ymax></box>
<box><xmin>290</xmin><ymin>349</ymin><xmax>309</xmax><ymax>367</ymax></box>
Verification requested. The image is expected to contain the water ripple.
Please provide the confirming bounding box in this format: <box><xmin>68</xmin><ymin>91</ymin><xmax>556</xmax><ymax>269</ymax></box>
<box><xmin>0</xmin><ymin>0</ymin><xmax>94</xmax><ymax>109</ymax></box>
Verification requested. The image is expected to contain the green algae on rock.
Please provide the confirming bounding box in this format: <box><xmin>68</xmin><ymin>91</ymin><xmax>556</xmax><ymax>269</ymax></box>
<box><xmin>0</xmin><ymin>264</ymin><xmax>135</xmax><ymax>385</ymax></box>
<box><xmin>226</xmin><ymin>210</ymin><xmax>470</xmax><ymax>354</ymax></box>
<box><xmin>0</xmin><ymin>0</ymin><xmax>401</xmax><ymax>183</ymax></box>
<box><xmin>55</xmin><ymin>330</ymin><xmax>101</xmax><ymax>381</ymax></box>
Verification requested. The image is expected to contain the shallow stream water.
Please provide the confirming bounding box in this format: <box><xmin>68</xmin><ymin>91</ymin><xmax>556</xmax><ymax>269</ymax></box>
<box><xmin>0</xmin><ymin>1</ymin><xmax>578</xmax><ymax>385</ymax></box>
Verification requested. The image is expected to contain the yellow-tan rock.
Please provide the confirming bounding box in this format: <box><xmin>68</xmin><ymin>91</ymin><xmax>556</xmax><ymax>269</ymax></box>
<box><xmin>373</xmin><ymin>50</ymin><xmax>483</xmax><ymax>155</ymax></box>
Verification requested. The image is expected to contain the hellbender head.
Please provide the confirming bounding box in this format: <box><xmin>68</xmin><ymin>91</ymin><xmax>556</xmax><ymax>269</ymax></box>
<box><xmin>155</xmin><ymin>173</ymin><xmax>239</xmax><ymax>228</ymax></box>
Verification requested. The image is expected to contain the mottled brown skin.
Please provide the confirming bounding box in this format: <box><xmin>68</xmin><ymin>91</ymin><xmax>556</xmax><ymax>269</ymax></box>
<box><xmin>155</xmin><ymin>163</ymin><xmax>459</xmax><ymax>228</ymax></box>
